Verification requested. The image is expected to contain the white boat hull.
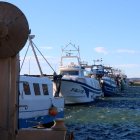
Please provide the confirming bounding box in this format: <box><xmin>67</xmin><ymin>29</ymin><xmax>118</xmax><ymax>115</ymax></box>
<box><xmin>60</xmin><ymin>78</ymin><xmax>102</xmax><ymax>104</ymax></box>
<box><xmin>19</xmin><ymin>76</ymin><xmax>64</xmax><ymax>128</ymax></box>
<box><xmin>19</xmin><ymin>97</ymin><xmax>64</xmax><ymax>128</ymax></box>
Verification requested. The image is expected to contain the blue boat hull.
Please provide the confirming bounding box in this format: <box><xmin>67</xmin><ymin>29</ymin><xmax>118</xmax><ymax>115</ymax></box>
<box><xmin>102</xmin><ymin>83</ymin><xmax>117</xmax><ymax>96</ymax></box>
<box><xmin>101</xmin><ymin>77</ymin><xmax>118</xmax><ymax>96</ymax></box>
<box><xmin>18</xmin><ymin>111</ymin><xmax>64</xmax><ymax>128</ymax></box>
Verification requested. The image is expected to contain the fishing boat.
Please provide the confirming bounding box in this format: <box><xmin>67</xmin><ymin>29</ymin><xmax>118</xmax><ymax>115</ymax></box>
<box><xmin>59</xmin><ymin>43</ymin><xmax>103</xmax><ymax>104</ymax></box>
<box><xmin>19</xmin><ymin>35</ymin><xmax>64</xmax><ymax>128</ymax></box>
<box><xmin>92</xmin><ymin>59</ymin><xmax>118</xmax><ymax>96</ymax></box>
<box><xmin>101</xmin><ymin>75</ymin><xmax>118</xmax><ymax>96</ymax></box>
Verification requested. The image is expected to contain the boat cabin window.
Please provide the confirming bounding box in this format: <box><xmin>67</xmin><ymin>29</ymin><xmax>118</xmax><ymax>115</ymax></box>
<box><xmin>23</xmin><ymin>82</ymin><xmax>31</xmax><ymax>95</ymax></box>
<box><xmin>33</xmin><ymin>83</ymin><xmax>41</xmax><ymax>95</ymax></box>
<box><xmin>42</xmin><ymin>84</ymin><xmax>49</xmax><ymax>95</ymax></box>
<box><xmin>61</xmin><ymin>71</ymin><xmax>79</xmax><ymax>76</ymax></box>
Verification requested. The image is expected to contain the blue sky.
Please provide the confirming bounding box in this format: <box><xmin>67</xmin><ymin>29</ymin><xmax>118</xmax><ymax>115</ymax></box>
<box><xmin>5</xmin><ymin>0</ymin><xmax>140</xmax><ymax>78</ymax></box>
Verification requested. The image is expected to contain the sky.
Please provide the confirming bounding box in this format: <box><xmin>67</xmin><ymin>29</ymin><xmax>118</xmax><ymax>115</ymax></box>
<box><xmin>4</xmin><ymin>0</ymin><xmax>140</xmax><ymax>78</ymax></box>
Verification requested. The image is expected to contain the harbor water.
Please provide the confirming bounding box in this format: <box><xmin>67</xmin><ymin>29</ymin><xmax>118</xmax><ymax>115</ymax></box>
<box><xmin>64</xmin><ymin>86</ymin><xmax>140</xmax><ymax>140</ymax></box>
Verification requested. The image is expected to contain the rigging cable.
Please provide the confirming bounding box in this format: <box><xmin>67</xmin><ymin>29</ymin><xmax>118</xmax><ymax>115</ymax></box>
<box><xmin>20</xmin><ymin>43</ymin><xmax>30</xmax><ymax>72</ymax></box>
<box><xmin>32</xmin><ymin>41</ymin><xmax>56</xmax><ymax>74</ymax></box>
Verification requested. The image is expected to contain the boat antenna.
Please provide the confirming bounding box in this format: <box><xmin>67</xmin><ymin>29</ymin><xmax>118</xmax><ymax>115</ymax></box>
<box><xmin>62</xmin><ymin>42</ymin><xmax>81</xmax><ymax>58</ymax></box>
<box><xmin>93</xmin><ymin>58</ymin><xmax>103</xmax><ymax>65</ymax></box>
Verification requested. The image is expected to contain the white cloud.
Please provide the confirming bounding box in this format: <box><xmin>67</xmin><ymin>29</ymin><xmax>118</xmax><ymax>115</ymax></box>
<box><xmin>40</xmin><ymin>46</ymin><xmax>53</xmax><ymax>50</ymax></box>
<box><xmin>116</xmin><ymin>49</ymin><xmax>136</xmax><ymax>54</ymax></box>
<box><xmin>94</xmin><ymin>47</ymin><xmax>108</xmax><ymax>54</ymax></box>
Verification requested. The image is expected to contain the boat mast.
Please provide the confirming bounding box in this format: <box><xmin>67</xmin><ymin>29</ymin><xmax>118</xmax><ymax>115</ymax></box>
<box><xmin>61</xmin><ymin>42</ymin><xmax>81</xmax><ymax>65</ymax></box>
<box><xmin>28</xmin><ymin>35</ymin><xmax>43</xmax><ymax>76</ymax></box>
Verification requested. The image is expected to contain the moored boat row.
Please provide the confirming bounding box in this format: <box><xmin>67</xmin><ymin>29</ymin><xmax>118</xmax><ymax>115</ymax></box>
<box><xmin>58</xmin><ymin>43</ymin><xmax>128</xmax><ymax>104</ymax></box>
<box><xmin>91</xmin><ymin>60</ymin><xmax>128</xmax><ymax>96</ymax></box>
<box><xmin>19</xmin><ymin>38</ymin><xmax>128</xmax><ymax>129</ymax></box>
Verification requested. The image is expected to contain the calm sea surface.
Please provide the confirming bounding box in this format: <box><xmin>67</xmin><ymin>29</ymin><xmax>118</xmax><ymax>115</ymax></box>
<box><xmin>64</xmin><ymin>86</ymin><xmax>140</xmax><ymax>140</ymax></box>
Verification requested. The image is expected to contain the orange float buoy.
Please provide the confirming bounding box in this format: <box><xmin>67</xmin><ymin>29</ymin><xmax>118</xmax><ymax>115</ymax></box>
<box><xmin>49</xmin><ymin>106</ymin><xmax>58</xmax><ymax>116</ymax></box>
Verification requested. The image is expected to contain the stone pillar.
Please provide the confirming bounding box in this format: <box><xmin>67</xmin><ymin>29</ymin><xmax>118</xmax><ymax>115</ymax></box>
<box><xmin>0</xmin><ymin>56</ymin><xmax>19</xmax><ymax>140</ymax></box>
